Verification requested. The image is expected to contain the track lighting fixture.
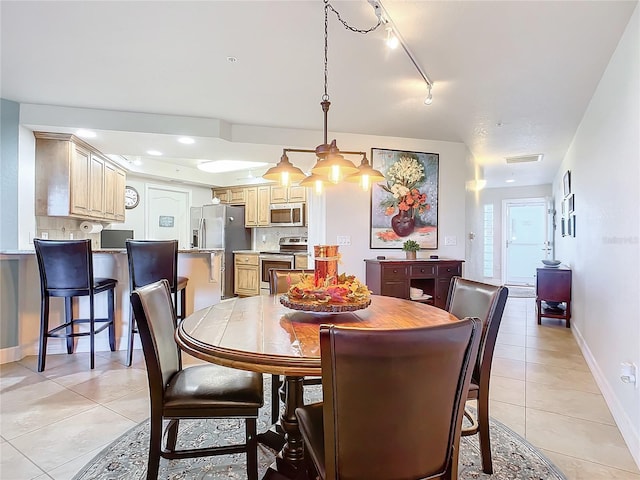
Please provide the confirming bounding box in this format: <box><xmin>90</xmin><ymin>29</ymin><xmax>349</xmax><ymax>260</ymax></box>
<box><xmin>424</xmin><ymin>84</ymin><xmax>433</xmax><ymax>105</ymax></box>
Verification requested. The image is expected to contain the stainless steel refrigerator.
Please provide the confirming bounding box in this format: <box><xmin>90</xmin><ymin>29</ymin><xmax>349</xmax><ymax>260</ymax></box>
<box><xmin>190</xmin><ymin>204</ymin><xmax>251</xmax><ymax>299</ymax></box>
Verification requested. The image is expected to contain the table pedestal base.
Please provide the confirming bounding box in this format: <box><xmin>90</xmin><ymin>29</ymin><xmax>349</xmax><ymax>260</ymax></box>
<box><xmin>260</xmin><ymin>376</ymin><xmax>309</xmax><ymax>480</ymax></box>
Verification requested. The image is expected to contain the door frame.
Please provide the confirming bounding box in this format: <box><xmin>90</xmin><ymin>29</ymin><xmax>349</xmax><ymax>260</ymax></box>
<box><xmin>501</xmin><ymin>197</ymin><xmax>551</xmax><ymax>285</ymax></box>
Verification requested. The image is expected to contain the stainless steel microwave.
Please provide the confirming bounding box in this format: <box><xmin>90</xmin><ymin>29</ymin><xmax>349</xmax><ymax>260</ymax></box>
<box><xmin>269</xmin><ymin>203</ymin><xmax>305</xmax><ymax>226</ymax></box>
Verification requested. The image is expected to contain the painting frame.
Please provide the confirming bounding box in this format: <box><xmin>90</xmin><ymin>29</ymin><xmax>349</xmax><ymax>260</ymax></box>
<box><xmin>563</xmin><ymin>170</ymin><xmax>571</xmax><ymax>198</ymax></box>
<box><xmin>369</xmin><ymin>148</ymin><xmax>439</xmax><ymax>249</ymax></box>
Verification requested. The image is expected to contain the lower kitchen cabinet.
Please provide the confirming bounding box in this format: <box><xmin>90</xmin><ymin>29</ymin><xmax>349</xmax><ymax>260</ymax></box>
<box><xmin>234</xmin><ymin>253</ymin><xmax>260</xmax><ymax>296</ymax></box>
<box><xmin>364</xmin><ymin>258</ymin><xmax>464</xmax><ymax>309</ymax></box>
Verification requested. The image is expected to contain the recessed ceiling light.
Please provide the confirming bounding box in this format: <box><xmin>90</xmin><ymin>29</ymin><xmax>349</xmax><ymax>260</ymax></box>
<box><xmin>227</xmin><ymin>56</ymin><xmax>238</xmax><ymax>63</ymax></box>
<box><xmin>178</xmin><ymin>137</ymin><xmax>195</xmax><ymax>145</ymax></box>
<box><xmin>146</xmin><ymin>150</ymin><xmax>162</xmax><ymax>156</ymax></box>
<box><xmin>198</xmin><ymin>160</ymin><xmax>268</xmax><ymax>174</ymax></box>
<box><xmin>76</xmin><ymin>129</ymin><xmax>96</xmax><ymax>138</ymax></box>
<box><xmin>506</xmin><ymin>179</ymin><xmax>515</xmax><ymax>183</ymax></box>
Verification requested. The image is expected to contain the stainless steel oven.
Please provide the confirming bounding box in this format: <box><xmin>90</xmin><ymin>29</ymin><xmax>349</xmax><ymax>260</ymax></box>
<box><xmin>259</xmin><ymin>254</ymin><xmax>294</xmax><ymax>290</ymax></box>
<box><xmin>258</xmin><ymin>236</ymin><xmax>308</xmax><ymax>291</ymax></box>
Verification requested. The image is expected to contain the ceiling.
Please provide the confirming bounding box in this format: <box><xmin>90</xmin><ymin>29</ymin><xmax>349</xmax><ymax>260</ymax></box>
<box><xmin>1</xmin><ymin>1</ymin><xmax>637</xmax><ymax>188</ymax></box>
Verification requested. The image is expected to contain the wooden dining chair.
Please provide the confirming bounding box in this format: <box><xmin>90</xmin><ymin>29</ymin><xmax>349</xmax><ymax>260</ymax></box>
<box><xmin>268</xmin><ymin>268</ymin><xmax>315</xmax><ymax>424</ymax></box>
<box><xmin>295</xmin><ymin>319</ymin><xmax>481</xmax><ymax>480</ymax></box>
<box><xmin>445</xmin><ymin>276</ymin><xmax>509</xmax><ymax>474</ymax></box>
<box><xmin>125</xmin><ymin>239</ymin><xmax>189</xmax><ymax>367</ymax></box>
<box><xmin>130</xmin><ymin>279</ymin><xmax>263</xmax><ymax>480</ymax></box>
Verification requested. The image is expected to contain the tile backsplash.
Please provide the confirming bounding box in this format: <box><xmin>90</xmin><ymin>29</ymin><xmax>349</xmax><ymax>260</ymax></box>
<box><xmin>254</xmin><ymin>226</ymin><xmax>308</xmax><ymax>251</ymax></box>
<box><xmin>36</xmin><ymin>216</ymin><xmax>102</xmax><ymax>248</ymax></box>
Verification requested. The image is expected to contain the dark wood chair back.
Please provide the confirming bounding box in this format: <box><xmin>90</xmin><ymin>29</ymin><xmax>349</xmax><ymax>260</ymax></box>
<box><xmin>34</xmin><ymin>238</ymin><xmax>94</xmax><ymax>294</ymax></box>
<box><xmin>309</xmin><ymin>319</ymin><xmax>481</xmax><ymax>479</ymax></box>
<box><xmin>269</xmin><ymin>268</ymin><xmax>314</xmax><ymax>294</ymax></box>
<box><xmin>445</xmin><ymin>276</ymin><xmax>508</xmax><ymax>387</ymax></box>
<box><xmin>126</xmin><ymin>239</ymin><xmax>179</xmax><ymax>292</ymax></box>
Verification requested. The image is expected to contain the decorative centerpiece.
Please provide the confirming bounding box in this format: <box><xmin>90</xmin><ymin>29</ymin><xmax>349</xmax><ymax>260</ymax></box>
<box><xmin>280</xmin><ymin>245</ymin><xmax>371</xmax><ymax>313</ymax></box>
<box><xmin>402</xmin><ymin>239</ymin><xmax>420</xmax><ymax>260</ymax></box>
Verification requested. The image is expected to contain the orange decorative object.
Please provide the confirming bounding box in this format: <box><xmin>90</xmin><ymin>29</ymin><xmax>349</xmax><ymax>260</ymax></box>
<box><xmin>314</xmin><ymin>245</ymin><xmax>340</xmax><ymax>286</ymax></box>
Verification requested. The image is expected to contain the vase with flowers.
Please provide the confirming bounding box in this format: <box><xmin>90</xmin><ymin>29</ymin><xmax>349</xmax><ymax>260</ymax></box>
<box><xmin>402</xmin><ymin>239</ymin><xmax>420</xmax><ymax>260</ymax></box>
<box><xmin>378</xmin><ymin>156</ymin><xmax>429</xmax><ymax>237</ymax></box>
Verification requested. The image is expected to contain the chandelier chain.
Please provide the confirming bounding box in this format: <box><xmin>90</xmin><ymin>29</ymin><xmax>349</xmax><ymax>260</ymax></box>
<box><xmin>323</xmin><ymin>0</ymin><xmax>382</xmax><ymax>100</ymax></box>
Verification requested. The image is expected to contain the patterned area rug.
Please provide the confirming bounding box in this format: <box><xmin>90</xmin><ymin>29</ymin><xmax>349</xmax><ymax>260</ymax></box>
<box><xmin>74</xmin><ymin>377</ymin><xmax>566</xmax><ymax>480</ymax></box>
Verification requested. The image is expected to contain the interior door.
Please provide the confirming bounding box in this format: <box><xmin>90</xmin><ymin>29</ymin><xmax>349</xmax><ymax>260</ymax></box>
<box><xmin>145</xmin><ymin>185</ymin><xmax>191</xmax><ymax>249</ymax></box>
<box><xmin>503</xmin><ymin>198</ymin><xmax>551</xmax><ymax>285</ymax></box>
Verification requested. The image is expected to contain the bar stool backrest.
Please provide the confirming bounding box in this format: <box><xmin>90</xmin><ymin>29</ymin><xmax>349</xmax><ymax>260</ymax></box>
<box><xmin>34</xmin><ymin>239</ymin><xmax>93</xmax><ymax>294</ymax></box>
<box><xmin>126</xmin><ymin>240</ymin><xmax>179</xmax><ymax>292</ymax></box>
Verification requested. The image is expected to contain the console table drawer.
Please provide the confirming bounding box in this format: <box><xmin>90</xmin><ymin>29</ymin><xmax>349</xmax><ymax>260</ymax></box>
<box><xmin>410</xmin><ymin>264</ymin><xmax>436</xmax><ymax>277</ymax></box>
<box><xmin>437</xmin><ymin>263</ymin><xmax>461</xmax><ymax>277</ymax></box>
<box><xmin>381</xmin><ymin>265</ymin><xmax>408</xmax><ymax>280</ymax></box>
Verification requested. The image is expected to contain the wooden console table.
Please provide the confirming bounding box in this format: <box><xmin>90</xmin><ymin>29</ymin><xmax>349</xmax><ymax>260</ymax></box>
<box><xmin>364</xmin><ymin>258</ymin><xmax>464</xmax><ymax>309</ymax></box>
<box><xmin>536</xmin><ymin>266</ymin><xmax>572</xmax><ymax>328</ymax></box>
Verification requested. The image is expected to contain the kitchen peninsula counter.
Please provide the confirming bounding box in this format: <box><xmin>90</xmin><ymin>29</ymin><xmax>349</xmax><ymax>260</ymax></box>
<box><xmin>0</xmin><ymin>248</ymin><xmax>224</xmax><ymax>365</ymax></box>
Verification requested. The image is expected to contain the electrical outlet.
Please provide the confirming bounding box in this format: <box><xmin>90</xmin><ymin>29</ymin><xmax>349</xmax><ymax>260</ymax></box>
<box><xmin>69</xmin><ymin>233</ymin><xmax>74</xmax><ymax>239</ymax></box>
<box><xmin>41</xmin><ymin>232</ymin><xmax>49</xmax><ymax>239</ymax></box>
<box><xmin>620</xmin><ymin>362</ymin><xmax>638</xmax><ymax>387</ymax></box>
<box><xmin>336</xmin><ymin>235</ymin><xmax>351</xmax><ymax>246</ymax></box>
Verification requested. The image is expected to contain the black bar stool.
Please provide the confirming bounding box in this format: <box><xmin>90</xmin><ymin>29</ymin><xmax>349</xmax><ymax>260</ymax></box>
<box><xmin>34</xmin><ymin>239</ymin><xmax>117</xmax><ymax>372</ymax></box>
<box><xmin>125</xmin><ymin>239</ymin><xmax>188</xmax><ymax>367</ymax></box>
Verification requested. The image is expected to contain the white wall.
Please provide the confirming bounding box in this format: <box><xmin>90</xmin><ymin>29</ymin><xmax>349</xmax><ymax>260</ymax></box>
<box><xmin>554</xmin><ymin>6</ymin><xmax>639</xmax><ymax>465</ymax></box>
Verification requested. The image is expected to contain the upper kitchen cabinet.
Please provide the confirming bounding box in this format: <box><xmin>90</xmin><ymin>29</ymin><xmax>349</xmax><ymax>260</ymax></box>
<box><xmin>211</xmin><ymin>187</ymin><xmax>246</xmax><ymax>205</ymax></box>
<box><xmin>270</xmin><ymin>185</ymin><xmax>306</xmax><ymax>204</ymax></box>
<box><xmin>35</xmin><ymin>132</ymin><xmax>126</xmax><ymax>222</ymax></box>
<box><xmin>245</xmin><ymin>186</ymin><xmax>270</xmax><ymax>227</ymax></box>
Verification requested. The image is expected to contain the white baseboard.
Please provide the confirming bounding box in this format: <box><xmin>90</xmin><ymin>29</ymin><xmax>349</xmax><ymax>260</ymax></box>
<box><xmin>0</xmin><ymin>346</ymin><xmax>23</xmax><ymax>364</ymax></box>
<box><xmin>572</xmin><ymin>325</ymin><xmax>640</xmax><ymax>470</ymax></box>
<box><xmin>1</xmin><ymin>335</ymin><xmax>139</xmax><ymax>364</ymax></box>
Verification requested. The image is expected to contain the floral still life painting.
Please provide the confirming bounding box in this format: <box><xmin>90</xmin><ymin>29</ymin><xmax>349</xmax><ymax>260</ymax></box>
<box><xmin>370</xmin><ymin>148</ymin><xmax>439</xmax><ymax>249</ymax></box>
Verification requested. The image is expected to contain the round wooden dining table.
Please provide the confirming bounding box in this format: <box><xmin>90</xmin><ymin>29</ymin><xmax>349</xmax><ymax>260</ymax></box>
<box><xmin>176</xmin><ymin>294</ymin><xmax>459</xmax><ymax>480</ymax></box>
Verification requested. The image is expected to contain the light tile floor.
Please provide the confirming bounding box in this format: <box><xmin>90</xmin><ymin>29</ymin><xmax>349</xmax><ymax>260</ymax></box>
<box><xmin>1</xmin><ymin>297</ymin><xmax>639</xmax><ymax>479</ymax></box>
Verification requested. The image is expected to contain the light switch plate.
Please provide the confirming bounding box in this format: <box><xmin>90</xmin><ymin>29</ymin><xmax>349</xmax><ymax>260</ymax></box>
<box><xmin>444</xmin><ymin>236</ymin><xmax>457</xmax><ymax>246</ymax></box>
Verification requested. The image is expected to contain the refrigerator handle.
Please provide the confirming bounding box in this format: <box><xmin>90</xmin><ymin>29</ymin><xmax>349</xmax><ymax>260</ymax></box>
<box><xmin>199</xmin><ymin>218</ymin><xmax>205</xmax><ymax>248</ymax></box>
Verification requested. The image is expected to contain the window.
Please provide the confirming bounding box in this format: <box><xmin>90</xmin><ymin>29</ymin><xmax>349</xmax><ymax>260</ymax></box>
<box><xmin>483</xmin><ymin>204</ymin><xmax>494</xmax><ymax>278</ymax></box>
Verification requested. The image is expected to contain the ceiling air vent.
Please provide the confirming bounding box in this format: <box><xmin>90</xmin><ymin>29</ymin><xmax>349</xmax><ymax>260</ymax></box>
<box><xmin>505</xmin><ymin>154</ymin><xmax>543</xmax><ymax>164</ymax></box>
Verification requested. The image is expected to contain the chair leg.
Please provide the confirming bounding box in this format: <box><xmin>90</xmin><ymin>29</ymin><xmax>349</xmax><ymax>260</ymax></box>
<box><xmin>108</xmin><ymin>289</ymin><xmax>116</xmax><ymax>351</ymax></box>
<box><xmin>179</xmin><ymin>287</ymin><xmax>186</xmax><ymax>320</ymax></box>
<box><xmin>165</xmin><ymin>419</ymin><xmax>179</xmax><ymax>452</ymax></box>
<box><xmin>38</xmin><ymin>296</ymin><xmax>50</xmax><ymax>372</ymax></box>
<box><xmin>246</xmin><ymin>417</ymin><xmax>258</xmax><ymax>480</ymax></box>
<box><xmin>64</xmin><ymin>297</ymin><xmax>74</xmax><ymax>354</ymax></box>
<box><xmin>147</xmin><ymin>415</ymin><xmax>163</xmax><ymax>480</ymax></box>
<box><xmin>271</xmin><ymin>374</ymin><xmax>281</xmax><ymax>424</ymax></box>
<box><xmin>89</xmin><ymin>295</ymin><xmax>95</xmax><ymax>370</ymax></box>
<box><xmin>126</xmin><ymin>310</ymin><xmax>135</xmax><ymax>367</ymax></box>
<box><xmin>477</xmin><ymin>394</ymin><xmax>493</xmax><ymax>474</ymax></box>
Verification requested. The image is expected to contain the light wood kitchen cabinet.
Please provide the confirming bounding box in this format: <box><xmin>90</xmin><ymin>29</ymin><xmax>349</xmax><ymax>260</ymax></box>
<box><xmin>245</xmin><ymin>186</ymin><xmax>270</xmax><ymax>227</ymax></box>
<box><xmin>229</xmin><ymin>187</ymin><xmax>246</xmax><ymax>204</ymax></box>
<box><xmin>35</xmin><ymin>132</ymin><xmax>126</xmax><ymax>221</ymax></box>
<box><xmin>104</xmin><ymin>161</ymin><xmax>126</xmax><ymax>222</ymax></box>
<box><xmin>295</xmin><ymin>254</ymin><xmax>309</xmax><ymax>269</ymax></box>
<box><xmin>234</xmin><ymin>253</ymin><xmax>260</xmax><ymax>296</ymax></box>
<box><xmin>270</xmin><ymin>185</ymin><xmax>306</xmax><ymax>204</ymax></box>
<box><xmin>212</xmin><ymin>188</ymin><xmax>230</xmax><ymax>203</ymax></box>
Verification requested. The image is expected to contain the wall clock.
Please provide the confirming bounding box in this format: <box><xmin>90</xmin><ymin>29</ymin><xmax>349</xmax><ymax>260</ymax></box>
<box><xmin>124</xmin><ymin>186</ymin><xmax>140</xmax><ymax>209</ymax></box>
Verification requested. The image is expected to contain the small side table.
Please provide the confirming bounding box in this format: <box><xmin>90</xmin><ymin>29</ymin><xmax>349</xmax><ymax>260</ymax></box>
<box><xmin>536</xmin><ymin>266</ymin><xmax>572</xmax><ymax>328</ymax></box>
